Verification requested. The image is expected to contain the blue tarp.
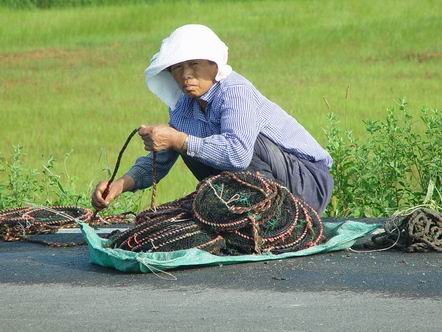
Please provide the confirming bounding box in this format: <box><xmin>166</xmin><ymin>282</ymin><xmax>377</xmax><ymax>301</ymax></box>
<box><xmin>81</xmin><ymin>221</ymin><xmax>380</xmax><ymax>273</ymax></box>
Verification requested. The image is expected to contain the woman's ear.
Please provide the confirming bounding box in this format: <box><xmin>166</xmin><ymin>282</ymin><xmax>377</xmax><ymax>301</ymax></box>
<box><xmin>209</xmin><ymin>61</ymin><xmax>218</xmax><ymax>81</ymax></box>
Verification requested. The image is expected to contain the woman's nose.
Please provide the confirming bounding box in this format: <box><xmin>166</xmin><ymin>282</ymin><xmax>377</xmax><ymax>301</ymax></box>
<box><xmin>182</xmin><ymin>65</ymin><xmax>193</xmax><ymax>79</ymax></box>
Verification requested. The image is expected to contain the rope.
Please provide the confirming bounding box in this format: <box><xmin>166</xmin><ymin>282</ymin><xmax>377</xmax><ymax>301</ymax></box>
<box><xmin>92</xmin><ymin>128</ymin><xmax>138</xmax><ymax>220</ymax></box>
<box><xmin>370</xmin><ymin>207</ymin><xmax>442</xmax><ymax>252</ymax></box>
<box><xmin>92</xmin><ymin>127</ymin><xmax>159</xmax><ymax>219</ymax></box>
<box><xmin>151</xmin><ymin>151</ymin><xmax>157</xmax><ymax>211</ymax></box>
<box><xmin>111</xmin><ymin>171</ymin><xmax>324</xmax><ymax>255</ymax></box>
<box><xmin>192</xmin><ymin>172</ymin><xmax>323</xmax><ymax>254</ymax></box>
<box><xmin>103</xmin><ymin>128</ymin><xmax>139</xmax><ymax>200</ymax></box>
<box><xmin>0</xmin><ymin>205</ymin><xmax>133</xmax><ymax>247</ymax></box>
<box><xmin>136</xmin><ymin>256</ymin><xmax>178</xmax><ymax>281</ymax></box>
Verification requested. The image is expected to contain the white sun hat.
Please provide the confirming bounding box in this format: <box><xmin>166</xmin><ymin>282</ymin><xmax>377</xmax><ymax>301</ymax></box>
<box><xmin>144</xmin><ymin>24</ymin><xmax>232</xmax><ymax>109</ymax></box>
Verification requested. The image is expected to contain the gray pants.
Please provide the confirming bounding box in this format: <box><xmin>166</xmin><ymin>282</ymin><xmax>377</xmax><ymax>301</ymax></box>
<box><xmin>182</xmin><ymin>134</ymin><xmax>333</xmax><ymax>214</ymax></box>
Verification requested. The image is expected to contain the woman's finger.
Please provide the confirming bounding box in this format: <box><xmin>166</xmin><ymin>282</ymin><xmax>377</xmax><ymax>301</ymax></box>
<box><xmin>92</xmin><ymin>197</ymin><xmax>106</xmax><ymax>210</ymax></box>
<box><xmin>104</xmin><ymin>189</ymin><xmax>119</xmax><ymax>205</ymax></box>
<box><xmin>91</xmin><ymin>181</ymin><xmax>109</xmax><ymax>209</ymax></box>
<box><xmin>139</xmin><ymin>125</ymin><xmax>153</xmax><ymax>136</ymax></box>
<box><xmin>92</xmin><ymin>195</ymin><xmax>106</xmax><ymax>210</ymax></box>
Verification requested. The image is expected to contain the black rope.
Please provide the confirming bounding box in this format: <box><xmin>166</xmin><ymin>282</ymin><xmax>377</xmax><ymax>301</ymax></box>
<box><xmin>102</xmin><ymin>128</ymin><xmax>139</xmax><ymax>200</ymax></box>
<box><xmin>92</xmin><ymin>128</ymin><xmax>139</xmax><ymax>219</ymax></box>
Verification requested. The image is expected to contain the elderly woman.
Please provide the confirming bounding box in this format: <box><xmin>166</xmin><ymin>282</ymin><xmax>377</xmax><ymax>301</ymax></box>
<box><xmin>92</xmin><ymin>24</ymin><xmax>333</xmax><ymax>213</ymax></box>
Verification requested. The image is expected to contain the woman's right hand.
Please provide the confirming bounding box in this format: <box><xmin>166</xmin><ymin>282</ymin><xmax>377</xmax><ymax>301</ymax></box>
<box><xmin>91</xmin><ymin>176</ymin><xmax>134</xmax><ymax>211</ymax></box>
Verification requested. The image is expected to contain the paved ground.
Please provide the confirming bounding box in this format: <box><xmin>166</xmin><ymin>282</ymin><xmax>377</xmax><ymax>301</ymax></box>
<box><xmin>1</xmin><ymin>220</ymin><xmax>441</xmax><ymax>331</ymax></box>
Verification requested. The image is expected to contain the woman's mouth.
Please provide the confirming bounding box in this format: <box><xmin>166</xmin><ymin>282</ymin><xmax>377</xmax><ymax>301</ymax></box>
<box><xmin>183</xmin><ymin>85</ymin><xmax>197</xmax><ymax>93</ymax></box>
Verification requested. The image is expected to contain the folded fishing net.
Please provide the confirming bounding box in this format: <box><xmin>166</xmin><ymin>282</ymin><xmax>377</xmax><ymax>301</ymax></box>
<box><xmin>111</xmin><ymin>171</ymin><xmax>324</xmax><ymax>255</ymax></box>
<box><xmin>108</xmin><ymin>217</ymin><xmax>225</xmax><ymax>254</ymax></box>
<box><xmin>193</xmin><ymin>172</ymin><xmax>323</xmax><ymax>254</ymax></box>
<box><xmin>372</xmin><ymin>207</ymin><xmax>442</xmax><ymax>252</ymax></box>
<box><xmin>107</xmin><ymin>191</ymin><xmax>224</xmax><ymax>254</ymax></box>
<box><xmin>0</xmin><ymin>206</ymin><xmax>93</xmax><ymax>242</ymax></box>
<box><xmin>0</xmin><ymin>206</ymin><xmax>133</xmax><ymax>246</ymax></box>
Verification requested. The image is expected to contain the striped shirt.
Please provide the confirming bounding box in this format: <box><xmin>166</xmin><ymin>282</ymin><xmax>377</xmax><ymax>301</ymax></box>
<box><xmin>126</xmin><ymin>71</ymin><xmax>332</xmax><ymax>190</ymax></box>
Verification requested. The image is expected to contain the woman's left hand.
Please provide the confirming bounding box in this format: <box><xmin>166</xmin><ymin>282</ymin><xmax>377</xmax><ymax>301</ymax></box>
<box><xmin>139</xmin><ymin>124</ymin><xmax>187</xmax><ymax>152</ymax></box>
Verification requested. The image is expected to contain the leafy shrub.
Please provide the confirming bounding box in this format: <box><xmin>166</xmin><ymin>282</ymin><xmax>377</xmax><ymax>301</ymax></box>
<box><xmin>325</xmin><ymin>99</ymin><xmax>442</xmax><ymax>217</ymax></box>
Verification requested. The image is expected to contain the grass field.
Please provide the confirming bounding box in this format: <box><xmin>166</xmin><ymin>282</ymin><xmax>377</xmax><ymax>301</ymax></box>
<box><xmin>0</xmin><ymin>0</ymin><xmax>441</xmax><ymax>207</ymax></box>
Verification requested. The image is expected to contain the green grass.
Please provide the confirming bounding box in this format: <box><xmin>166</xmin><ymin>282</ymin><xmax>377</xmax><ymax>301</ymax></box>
<box><xmin>0</xmin><ymin>0</ymin><xmax>441</xmax><ymax>209</ymax></box>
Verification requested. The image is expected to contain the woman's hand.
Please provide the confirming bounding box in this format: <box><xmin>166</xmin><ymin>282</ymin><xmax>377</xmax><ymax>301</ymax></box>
<box><xmin>91</xmin><ymin>175</ymin><xmax>135</xmax><ymax>211</ymax></box>
<box><xmin>139</xmin><ymin>125</ymin><xmax>188</xmax><ymax>152</ymax></box>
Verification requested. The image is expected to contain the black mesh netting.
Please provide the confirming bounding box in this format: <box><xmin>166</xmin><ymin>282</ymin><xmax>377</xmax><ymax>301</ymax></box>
<box><xmin>372</xmin><ymin>207</ymin><xmax>442</xmax><ymax>252</ymax></box>
<box><xmin>0</xmin><ymin>206</ymin><xmax>93</xmax><ymax>243</ymax></box>
<box><xmin>110</xmin><ymin>171</ymin><xmax>324</xmax><ymax>255</ymax></box>
<box><xmin>0</xmin><ymin>206</ymin><xmax>132</xmax><ymax>245</ymax></box>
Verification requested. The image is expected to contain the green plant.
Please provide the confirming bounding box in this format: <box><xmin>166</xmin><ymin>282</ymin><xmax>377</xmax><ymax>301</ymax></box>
<box><xmin>0</xmin><ymin>146</ymin><xmax>144</xmax><ymax>215</ymax></box>
<box><xmin>325</xmin><ymin>100</ymin><xmax>442</xmax><ymax>217</ymax></box>
<box><xmin>0</xmin><ymin>145</ymin><xmax>43</xmax><ymax>209</ymax></box>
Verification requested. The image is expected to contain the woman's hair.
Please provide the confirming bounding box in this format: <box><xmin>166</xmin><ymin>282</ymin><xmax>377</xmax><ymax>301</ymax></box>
<box><xmin>166</xmin><ymin>60</ymin><xmax>216</xmax><ymax>72</ymax></box>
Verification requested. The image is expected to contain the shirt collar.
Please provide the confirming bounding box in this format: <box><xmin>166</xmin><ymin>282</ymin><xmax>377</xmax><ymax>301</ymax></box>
<box><xmin>180</xmin><ymin>81</ymin><xmax>220</xmax><ymax>119</ymax></box>
<box><xmin>198</xmin><ymin>81</ymin><xmax>220</xmax><ymax>104</ymax></box>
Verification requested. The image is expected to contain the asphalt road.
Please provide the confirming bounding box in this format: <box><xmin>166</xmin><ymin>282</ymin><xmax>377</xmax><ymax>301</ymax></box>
<box><xmin>1</xmin><ymin>221</ymin><xmax>441</xmax><ymax>331</ymax></box>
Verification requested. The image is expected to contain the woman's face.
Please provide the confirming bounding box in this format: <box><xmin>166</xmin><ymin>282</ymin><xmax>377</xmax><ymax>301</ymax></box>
<box><xmin>169</xmin><ymin>60</ymin><xmax>218</xmax><ymax>98</ymax></box>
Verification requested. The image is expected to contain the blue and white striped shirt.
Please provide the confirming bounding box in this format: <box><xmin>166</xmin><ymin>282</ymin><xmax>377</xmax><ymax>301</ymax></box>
<box><xmin>126</xmin><ymin>71</ymin><xmax>332</xmax><ymax>190</ymax></box>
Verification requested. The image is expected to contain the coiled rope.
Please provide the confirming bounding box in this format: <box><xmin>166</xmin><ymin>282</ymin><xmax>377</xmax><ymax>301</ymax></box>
<box><xmin>372</xmin><ymin>207</ymin><xmax>442</xmax><ymax>252</ymax></box>
<box><xmin>193</xmin><ymin>172</ymin><xmax>323</xmax><ymax>254</ymax></box>
<box><xmin>0</xmin><ymin>205</ymin><xmax>133</xmax><ymax>247</ymax></box>
<box><xmin>110</xmin><ymin>171</ymin><xmax>324</xmax><ymax>255</ymax></box>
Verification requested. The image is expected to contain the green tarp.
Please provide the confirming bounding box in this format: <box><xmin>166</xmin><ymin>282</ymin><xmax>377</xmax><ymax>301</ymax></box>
<box><xmin>81</xmin><ymin>221</ymin><xmax>380</xmax><ymax>273</ymax></box>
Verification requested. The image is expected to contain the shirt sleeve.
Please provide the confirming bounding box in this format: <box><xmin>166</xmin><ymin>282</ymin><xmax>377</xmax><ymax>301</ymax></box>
<box><xmin>125</xmin><ymin>149</ymin><xmax>179</xmax><ymax>191</ymax></box>
<box><xmin>186</xmin><ymin>85</ymin><xmax>259</xmax><ymax>170</ymax></box>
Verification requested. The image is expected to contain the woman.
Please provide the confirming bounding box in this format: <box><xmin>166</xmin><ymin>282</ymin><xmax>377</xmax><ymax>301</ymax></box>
<box><xmin>91</xmin><ymin>24</ymin><xmax>333</xmax><ymax>213</ymax></box>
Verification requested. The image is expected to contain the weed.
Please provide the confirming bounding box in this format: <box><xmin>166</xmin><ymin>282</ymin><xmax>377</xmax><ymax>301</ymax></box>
<box><xmin>325</xmin><ymin>99</ymin><xmax>442</xmax><ymax>217</ymax></box>
<box><xmin>0</xmin><ymin>146</ymin><xmax>144</xmax><ymax>215</ymax></box>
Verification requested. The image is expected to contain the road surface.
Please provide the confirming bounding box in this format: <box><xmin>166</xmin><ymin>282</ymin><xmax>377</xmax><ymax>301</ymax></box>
<box><xmin>1</xmin><ymin>220</ymin><xmax>441</xmax><ymax>331</ymax></box>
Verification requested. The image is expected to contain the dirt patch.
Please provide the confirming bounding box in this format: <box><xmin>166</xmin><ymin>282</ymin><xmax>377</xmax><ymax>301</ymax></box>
<box><xmin>404</xmin><ymin>51</ymin><xmax>442</xmax><ymax>63</ymax></box>
<box><xmin>392</xmin><ymin>71</ymin><xmax>441</xmax><ymax>80</ymax></box>
<box><xmin>0</xmin><ymin>47</ymin><xmax>110</xmax><ymax>66</ymax></box>
<box><xmin>0</xmin><ymin>78</ymin><xmax>38</xmax><ymax>90</ymax></box>
<box><xmin>365</xmin><ymin>51</ymin><xmax>442</xmax><ymax>64</ymax></box>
